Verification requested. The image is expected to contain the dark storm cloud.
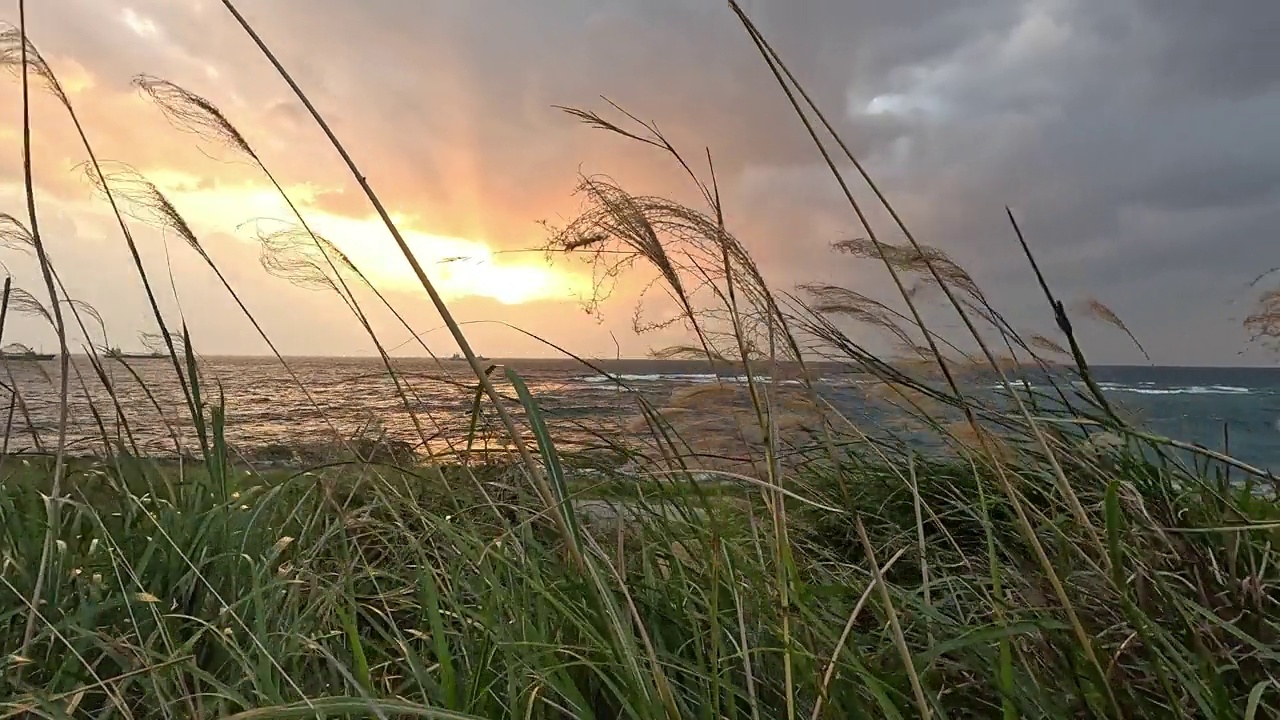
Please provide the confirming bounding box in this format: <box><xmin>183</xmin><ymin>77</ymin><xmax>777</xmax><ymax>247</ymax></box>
<box><xmin>1132</xmin><ymin>0</ymin><xmax>1280</xmax><ymax>99</ymax></box>
<box><xmin>4</xmin><ymin>0</ymin><xmax>1277</xmax><ymax>362</ymax></box>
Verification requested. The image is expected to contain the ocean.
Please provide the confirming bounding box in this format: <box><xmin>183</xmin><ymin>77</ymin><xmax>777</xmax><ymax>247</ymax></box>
<box><xmin>1</xmin><ymin>358</ymin><xmax>1277</xmax><ymax>471</ymax></box>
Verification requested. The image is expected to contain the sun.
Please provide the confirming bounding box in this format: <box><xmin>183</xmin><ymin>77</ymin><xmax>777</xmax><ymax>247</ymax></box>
<box><xmin>304</xmin><ymin>214</ymin><xmax>590</xmax><ymax>305</ymax></box>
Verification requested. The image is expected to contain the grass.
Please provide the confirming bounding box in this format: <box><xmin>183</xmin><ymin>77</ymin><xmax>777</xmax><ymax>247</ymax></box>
<box><xmin>2</xmin><ymin>1</ymin><xmax>1280</xmax><ymax>718</ymax></box>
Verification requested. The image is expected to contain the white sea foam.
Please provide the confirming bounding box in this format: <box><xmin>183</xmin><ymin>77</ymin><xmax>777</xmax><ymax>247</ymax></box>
<box><xmin>1095</xmin><ymin>382</ymin><xmax>1253</xmax><ymax>396</ymax></box>
<box><xmin>575</xmin><ymin>373</ymin><xmax>718</xmax><ymax>384</ymax></box>
<box><xmin>991</xmin><ymin>381</ymin><xmax>1256</xmax><ymax>396</ymax></box>
<box><xmin>573</xmin><ymin>373</ymin><xmax>804</xmax><ymax>386</ymax></box>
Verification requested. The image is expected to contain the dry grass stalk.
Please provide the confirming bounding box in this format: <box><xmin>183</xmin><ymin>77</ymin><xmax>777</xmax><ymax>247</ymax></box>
<box><xmin>0</xmin><ymin>213</ymin><xmax>35</xmax><ymax>254</ymax></box>
<box><xmin>833</xmin><ymin>236</ymin><xmax>985</xmax><ymax>303</ymax></box>
<box><xmin>547</xmin><ymin>176</ymin><xmax>779</xmax><ymax>362</ymax></box>
<box><xmin>1030</xmin><ymin>334</ymin><xmax>1069</xmax><ymax>356</ymax></box>
<box><xmin>1244</xmin><ymin>288</ymin><xmax>1280</xmax><ymax>345</ymax></box>
<box><xmin>133</xmin><ymin>74</ymin><xmax>254</xmax><ymax>156</ymax></box>
<box><xmin>81</xmin><ymin>162</ymin><xmax>211</xmax><ymax>264</ymax></box>
<box><xmin>0</xmin><ymin>24</ymin><xmax>68</xmax><ymax>107</ymax></box>
<box><xmin>6</xmin><ymin>287</ymin><xmax>51</xmax><ymax>325</ymax></box>
<box><xmin>800</xmin><ymin>283</ymin><xmax>917</xmax><ymax>350</ymax></box>
<box><xmin>1079</xmin><ymin>297</ymin><xmax>1151</xmax><ymax>361</ymax></box>
<box><xmin>10</xmin><ymin>1</ymin><xmax>76</xmax><ymax>662</ymax></box>
<box><xmin>254</xmin><ymin>225</ymin><xmax>351</xmax><ymax>294</ymax></box>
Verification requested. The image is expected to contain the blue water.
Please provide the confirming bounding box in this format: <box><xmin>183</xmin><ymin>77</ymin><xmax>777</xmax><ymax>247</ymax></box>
<box><xmin>3</xmin><ymin>358</ymin><xmax>1278</xmax><ymax>472</ymax></box>
<box><xmin>564</xmin><ymin>362</ymin><xmax>1280</xmax><ymax>472</ymax></box>
<box><xmin>566</xmin><ymin>362</ymin><xmax>1280</xmax><ymax>472</ymax></box>
<box><xmin>1084</xmin><ymin>366</ymin><xmax>1280</xmax><ymax>472</ymax></box>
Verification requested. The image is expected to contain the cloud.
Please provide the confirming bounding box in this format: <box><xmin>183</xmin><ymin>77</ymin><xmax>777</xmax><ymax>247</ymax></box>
<box><xmin>0</xmin><ymin>0</ymin><xmax>1273</xmax><ymax>364</ymax></box>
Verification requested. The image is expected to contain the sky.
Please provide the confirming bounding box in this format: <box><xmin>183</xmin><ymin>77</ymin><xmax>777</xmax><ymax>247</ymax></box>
<box><xmin>0</xmin><ymin>0</ymin><xmax>1277</xmax><ymax>365</ymax></box>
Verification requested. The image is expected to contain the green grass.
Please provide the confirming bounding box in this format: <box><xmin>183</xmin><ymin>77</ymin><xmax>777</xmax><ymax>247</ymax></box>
<box><xmin>2</xmin><ymin>439</ymin><xmax>1278</xmax><ymax>718</ymax></box>
<box><xmin>3</xmin><ymin>0</ymin><xmax>1280</xmax><ymax>717</ymax></box>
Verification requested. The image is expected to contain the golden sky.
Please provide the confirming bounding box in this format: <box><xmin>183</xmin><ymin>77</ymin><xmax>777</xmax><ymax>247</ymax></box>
<box><xmin>0</xmin><ymin>1</ymin><xmax>713</xmax><ymax>357</ymax></box>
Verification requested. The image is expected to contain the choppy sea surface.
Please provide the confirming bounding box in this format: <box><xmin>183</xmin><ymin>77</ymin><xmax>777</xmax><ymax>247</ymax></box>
<box><xmin>1</xmin><ymin>358</ymin><xmax>1277</xmax><ymax>471</ymax></box>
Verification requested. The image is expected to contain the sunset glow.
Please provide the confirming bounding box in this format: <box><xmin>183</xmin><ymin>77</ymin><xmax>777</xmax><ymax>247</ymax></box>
<box><xmin>308</xmin><ymin>213</ymin><xmax>593</xmax><ymax>305</ymax></box>
<box><xmin>148</xmin><ymin>171</ymin><xmax>590</xmax><ymax>305</ymax></box>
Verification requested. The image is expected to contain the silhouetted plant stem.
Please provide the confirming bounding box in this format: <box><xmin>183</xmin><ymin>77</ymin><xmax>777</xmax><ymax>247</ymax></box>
<box><xmin>0</xmin><ymin>276</ymin><xmax>11</xmax><ymax>463</ymax></box>
<box><xmin>1005</xmin><ymin>207</ymin><xmax>1120</xmax><ymax>422</ymax></box>
<box><xmin>15</xmin><ymin>0</ymin><xmax>72</xmax><ymax>659</ymax></box>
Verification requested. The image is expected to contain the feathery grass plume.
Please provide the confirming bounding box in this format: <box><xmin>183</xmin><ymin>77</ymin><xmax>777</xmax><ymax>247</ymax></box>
<box><xmin>650</xmin><ymin>344</ymin><xmax>733</xmax><ymax>363</ymax></box>
<box><xmin>824</xmin><ymin>236</ymin><xmax>1049</xmax><ymax>396</ymax></box>
<box><xmin>548</xmin><ymin>176</ymin><xmax>778</xmax><ymax>362</ymax></box>
<box><xmin>6</xmin><ymin>286</ymin><xmax>52</xmax><ymax>325</ymax></box>
<box><xmin>260</xmin><ymin>245</ymin><xmax>339</xmax><ymax>294</ymax></box>
<box><xmin>251</xmin><ymin>222</ymin><xmax>364</xmax><ymax>299</ymax></box>
<box><xmin>1</xmin><ymin>215</ymin><xmax>112</xmax><ymax>355</ymax></box>
<box><xmin>62</xmin><ymin>298</ymin><xmax>106</xmax><ymax>345</ymax></box>
<box><xmin>550</xmin><ymin>177</ymin><xmax>695</xmax><ymax>325</ymax></box>
<box><xmin>833</xmin><ymin>236</ymin><xmax>986</xmax><ymax>303</ymax></box>
<box><xmin>800</xmin><ymin>282</ymin><xmax>918</xmax><ymax>350</ymax></box>
<box><xmin>140</xmin><ymin>330</ymin><xmax>184</xmax><ymax>356</ymax></box>
<box><xmin>550</xmin><ymin>172</ymin><xmax>812</xmax><ymax>498</ymax></box>
<box><xmin>256</xmin><ymin>225</ymin><xmax>344</xmax><ymax>294</ymax></box>
<box><xmin>1078</xmin><ymin>297</ymin><xmax>1151</xmax><ymax>361</ymax></box>
<box><xmin>1244</xmin><ymin>287</ymin><xmax>1280</xmax><ymax>347</ymax></box>
<box><xmin>0</xmin><ymin>23</ymin><xmax>68</xmax><ymax>107</ymax></box>
<box><xmin>0</xmin><ymin>213</ymin><xmax>35</xmax><ymax>254</ymax></box>
<box><xmin>258</xmin><ymin>222</ymin><xmax>359</xmax><ymax>275</ymax></box>
<box><xmin>553</xmin><ymin>101</ymin><xmax>842</xmax><ymax>491</ymax></box>
<box><xmin>1030</xmin><ymin>333</ymin><xmax>1070</xmax><ymax>356</ymax></box>
<box><xmin>132</xmin><ymin>74</ymin><xmax>254</xmax><ymax>156</ymax></box>
<box><xmin>80</xmin><ymin>161</ymin><xmax>212</xmax><ymax>264</ymax></box>
<box><xmin>550</xmin><ymin>106</ymin><xmax>775</xmax><ymax>317</ymax></box>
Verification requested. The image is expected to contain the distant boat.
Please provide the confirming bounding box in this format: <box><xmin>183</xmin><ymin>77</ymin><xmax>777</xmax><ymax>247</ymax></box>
<box><xmin>104</xmin><ymin>347</ymin><xmax>165</xmax><ymax>360</ymax></box>
<box><xmin>449</xmin><ymin>352</ymin><xmax>490</xmax><ymax>362</ymax></box>
<box><xmin>0</xmin><ymin>350</ymin><xmax>54</xmax><ymax>361</ymax></box>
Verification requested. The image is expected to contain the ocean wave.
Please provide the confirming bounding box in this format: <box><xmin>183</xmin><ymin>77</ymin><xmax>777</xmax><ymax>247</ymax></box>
<box><xmin>572</xmin><ymin>373</ymin><xmax>805</xmax><ymax>386</ymax></box>
<box><xmin>1095</xmin><ymin>382</ymin><xmax>1253</xmax><ymax>396</ymax></box>
<box><xmin>988</xmin><ymin>381</ymin><xmax>1256</xmax><ymax>396</ymax></box>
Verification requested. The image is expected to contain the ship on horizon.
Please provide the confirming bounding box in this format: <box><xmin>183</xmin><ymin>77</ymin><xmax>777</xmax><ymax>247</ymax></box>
<box><xmin>0</xmin><ymin>343</ymin><xmax>54</xmax><ymax>361</ymax></box>
<box><xmin>104</xmin><ymin>346</ymin><xmax>166</xmax><ymax>360</ymax></box>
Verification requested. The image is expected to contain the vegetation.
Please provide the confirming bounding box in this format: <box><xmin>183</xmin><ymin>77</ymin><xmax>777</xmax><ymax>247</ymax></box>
<box><xmin>2</xmin><ymin>1</ymin><xmax>1279</xmax><ymax>718</ymax></box>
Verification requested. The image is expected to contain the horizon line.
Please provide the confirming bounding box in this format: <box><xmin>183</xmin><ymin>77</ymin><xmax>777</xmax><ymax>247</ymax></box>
<box><xmin>45</xmin><ymin>353</ymin><xmax>1280</xmax><ymax>370</ymax></box>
